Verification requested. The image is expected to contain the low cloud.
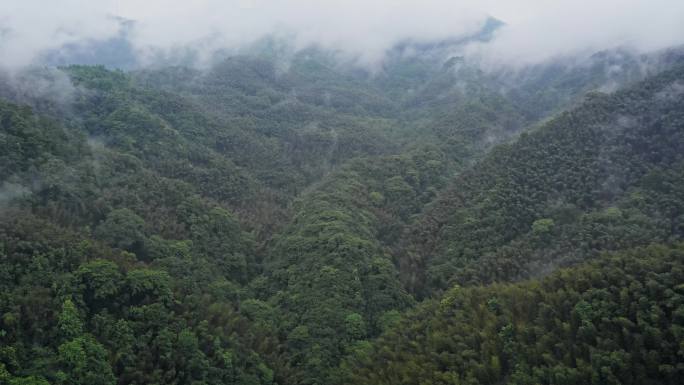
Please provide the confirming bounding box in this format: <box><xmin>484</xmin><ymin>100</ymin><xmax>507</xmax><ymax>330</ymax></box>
<box><xmin>466</xmin><ymin>0</ymin><xmax>684</xmax><ymax>68</ymax></box>
<box><xmin>0</xmin><ymin>181</ymin><xmax>30</xmax><ymax>206</ymax></box>
<box><xmin>0</xmin><ymin>67</ymin><xmax>76</xmax><ymax>108</ymax></box>
<box><xmin>0</xmin><ymin>0</ymin><xmax>683</xmax><ymax>70</ymax></box>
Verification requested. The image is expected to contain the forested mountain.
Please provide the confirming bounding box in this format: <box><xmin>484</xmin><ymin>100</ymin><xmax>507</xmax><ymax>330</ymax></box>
<box><xmin>401</xmin><ymin>63</ymin><xmax>684</xmax><ymax>297</ymax></box>
<box><xmin>344</xmin><ymin>243</ymin><xmax>684</xmax><ymax>385</ymax></box>
<box><xmin>1</xmin><ymin>37</ymin><xmax>683</xmax><ymax>385</ymax></box>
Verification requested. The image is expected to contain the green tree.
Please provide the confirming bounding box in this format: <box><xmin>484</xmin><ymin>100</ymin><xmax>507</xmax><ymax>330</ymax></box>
<box><xmin>94</xmin><ymin>208</ymin><xmax>146</xmax><ymax>254</ymax></box>
<box><xmin>75</xmin><ymin>259</ymin><xmax>122</xmax><ymax>309</ymax></box>
<box><xmin>57</xmin><ymin>336</ymin><xmax>115</xmax><ymax>385</ymax></box>
<box><xmin>344</xmin><ymin>313</ymin><xmax>366</xmax><ymax>341</ymax></box>
<box><xmin>57</xmin><ymin>299</ymin><xmax>83</xmax><ymax>340</ymax></box>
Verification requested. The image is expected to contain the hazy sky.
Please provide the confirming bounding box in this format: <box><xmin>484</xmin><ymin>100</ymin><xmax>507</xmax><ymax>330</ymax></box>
<box><xmin>1</xmin><ymin>0</ymin><xmax>683</xmax><ymax>69</ymax></box>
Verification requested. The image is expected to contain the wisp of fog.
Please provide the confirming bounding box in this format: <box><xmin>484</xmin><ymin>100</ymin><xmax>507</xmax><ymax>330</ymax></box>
<box><xmin>1</xmin><ymin>0</ymin><xmax>683</xmax><ymax>70</ymax></box>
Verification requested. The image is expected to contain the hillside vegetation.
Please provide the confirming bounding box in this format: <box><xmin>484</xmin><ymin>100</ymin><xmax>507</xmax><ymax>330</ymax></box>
<box><xmin>1</xmin><ymin>47</ymin><xmax>683</xmax><ymax>385</ymax></box>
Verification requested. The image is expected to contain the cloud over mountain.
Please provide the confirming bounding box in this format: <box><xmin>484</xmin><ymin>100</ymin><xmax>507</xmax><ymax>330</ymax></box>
<box><xmin>1</xmin><ymin>0</ymin><xmax>683</xmax><ymax>69</ymax></box>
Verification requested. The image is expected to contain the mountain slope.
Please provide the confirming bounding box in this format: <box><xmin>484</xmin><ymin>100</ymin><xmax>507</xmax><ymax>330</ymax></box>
<box><xmin>0</xmin><ymin>46</ymin><xmax>683</xmax><ymax>385</ymax></box>
<box><xmin>399</xmin><ymin>64</ymin><xmax>684</xmax><ymax>296</ymax></box>
<box><xmin>343</xmin><ymin>243</ymin><xmax>684</xmax><ymax>385</ymax></box>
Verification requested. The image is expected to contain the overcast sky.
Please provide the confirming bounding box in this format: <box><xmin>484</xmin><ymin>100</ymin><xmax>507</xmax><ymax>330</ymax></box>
<box><xmin>1</xmin><ymin>0</ymin><xmax>683</xmax><ymax>69</ymax></box>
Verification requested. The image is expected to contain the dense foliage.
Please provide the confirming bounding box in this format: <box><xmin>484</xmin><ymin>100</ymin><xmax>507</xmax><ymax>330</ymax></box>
<box><xmin>343</xmin><ymin>243</ymin><xmax>684</xmax><ymax>385</ymax></box>
<box><xmin>401</xmin><ymin>64</ymin><xmax>684</xmax><ymax>297</ymax></box>
<box><xmin>1</xmin><ymin>44</ymin><xmax>683</xmax><ymax>385</ymax></box>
